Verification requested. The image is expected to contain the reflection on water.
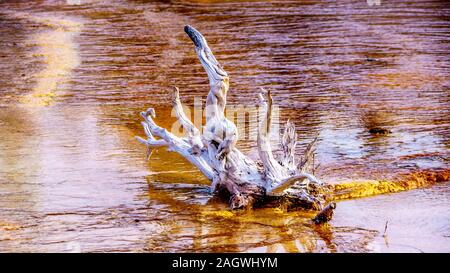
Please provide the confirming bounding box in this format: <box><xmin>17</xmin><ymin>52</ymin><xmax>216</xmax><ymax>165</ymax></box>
<box><xmin>18</xmin><ymin>13</ymin><xmax>83</xmax><ymax>106</ymax></box>
<box><xmin>0</xmin><ymin>0</ymin><xmax>449</xmax><ymax>252</ymax></box>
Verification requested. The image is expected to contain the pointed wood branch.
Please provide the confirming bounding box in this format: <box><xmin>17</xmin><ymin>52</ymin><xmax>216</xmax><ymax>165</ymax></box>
<box><xmin>298</xmin><ymin>136</ymin><xmax>319</xmax><ymax>173</ymax></box>
<box><xmin>257</xmin><ymin>90</ymin><xmax>289</xmax><ymax>187</ymax></box>
<box><xmin>172</xmin><ymin>86</ymin><xmax>203</xmax><ymax>154</ymax></box>
<box><xmin>280</xmin><ymin>120</ymin><xmax>297</xmax><ymax>172</ymax></box>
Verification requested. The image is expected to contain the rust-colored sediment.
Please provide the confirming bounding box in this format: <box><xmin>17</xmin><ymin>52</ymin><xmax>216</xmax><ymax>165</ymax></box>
<box><xmin>331</xmin><ymin>169</ymin><xmax>450</xmax><ymax>200</ymax></box>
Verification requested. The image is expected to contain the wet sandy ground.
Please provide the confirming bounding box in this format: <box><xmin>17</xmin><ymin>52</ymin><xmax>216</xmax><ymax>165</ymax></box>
<box><xmin>0</xmin><ymin>0</ymin><xmax>449</xmax><ymax>252</ymax></box>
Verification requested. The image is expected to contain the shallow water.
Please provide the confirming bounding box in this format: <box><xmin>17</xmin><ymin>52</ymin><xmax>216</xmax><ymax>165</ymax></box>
<box><xmin>0</xmin><ymin>0</ymin><xmax>449</xmax><ymax>252</ymax></box>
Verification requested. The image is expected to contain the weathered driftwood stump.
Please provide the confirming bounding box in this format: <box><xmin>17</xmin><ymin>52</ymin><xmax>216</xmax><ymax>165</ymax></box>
<box><xmin>137</xmin><ymin>25</ymin><xmax>333</xmax><ymax>215</ymax></box>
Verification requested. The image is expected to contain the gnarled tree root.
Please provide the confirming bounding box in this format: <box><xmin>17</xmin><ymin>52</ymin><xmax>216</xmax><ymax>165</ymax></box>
<box><xmin>136</xmin><ymin>25</ymin><xmax>334</xmax><ymax>216</ymax></box>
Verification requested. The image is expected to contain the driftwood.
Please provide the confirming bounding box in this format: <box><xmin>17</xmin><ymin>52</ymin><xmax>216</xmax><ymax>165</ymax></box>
<box><xmin>137</xmin><ymin>25</ymin><xmax>333</xmax><ymax>214</ymax></box>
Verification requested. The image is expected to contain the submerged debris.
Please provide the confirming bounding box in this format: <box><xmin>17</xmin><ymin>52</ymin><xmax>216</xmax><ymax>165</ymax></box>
<box><xmin>368</xmin><ymin>127</ymin><xmax>390</xmax><ymax>135</ymax></box>
<box><xmin>312</xmin><ymin>202</ymin><xmax>336</xmax><ymax>224</ymax></box>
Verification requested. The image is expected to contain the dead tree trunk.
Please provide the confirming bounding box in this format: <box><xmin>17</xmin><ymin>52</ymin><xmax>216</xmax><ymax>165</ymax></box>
<box><xmin>137</xmin><ymin>25</ymin><xmax>332</xmax><ymax>212</ymax></box>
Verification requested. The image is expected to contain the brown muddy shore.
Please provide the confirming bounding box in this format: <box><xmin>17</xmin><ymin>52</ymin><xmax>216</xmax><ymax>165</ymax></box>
<box><xmin>0</xmin><ymin>0</ymin><xmax>449</xmax><ymax>252</ymax></box>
